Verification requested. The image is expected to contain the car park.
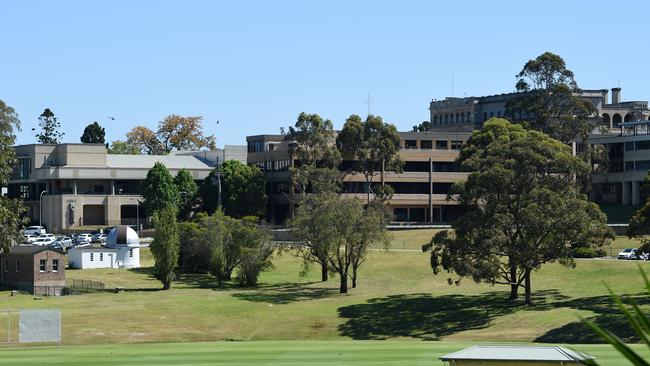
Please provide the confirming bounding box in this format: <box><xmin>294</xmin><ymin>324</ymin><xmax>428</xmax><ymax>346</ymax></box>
<box><xmin>54</xmin><ymin>236</ymin><xmax>73</xmax><ymax>249</ymax></box>
<box><xmin>22</xmin><ymin>226</ymin><xmax>46</xmax><ymax>236</ymax></box>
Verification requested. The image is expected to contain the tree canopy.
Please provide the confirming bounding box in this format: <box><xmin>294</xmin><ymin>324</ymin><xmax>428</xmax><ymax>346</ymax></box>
<box><xmin>80</xmin><ymin>121</ymin><xmax>106</xmax><ymax>143</ymax></box>
<box><xmin>142</xmin><ymin>162</ymin><xmax>179</xmax><ymax>216</ymax></box>
<box><xmin>35</xmin><ymin>108</ymin><xmax>64</xmax><ymax>144</ymax></box>
<box><xmin>174</xmin><ymin>168</ymin><xmax>198</xmax><ymax>220</ymax></box>
<box><xmin>505</xmin><ymin>52</ymin><xmax>596</xmax><ymax>144</ymax></box>
<box><xmin>202</xmin><ymin>160</ymin><xmax>266</xmax><ymax>218</ymax></box>
<box><xmin>423</xmin><ymin>118</ymin><xmax>612</xmax><ymax>305</ymax></box>
<box><xmin>0</xmin><ymin>100</ymin><xmax>28</xmax><ymax>252</ymax></box>
<box><xmin>151</xmin><ymin>204</ymin><xmax>180</xmax><ymax>290</ymax></box>
<box><xmin>126</xmin><ymin>115</ymin><xmax>215</xmax><ymax>154</ymax></box>
<box><xmin>107</xmin><ymin>140</ymin><xmax>141</xmax><ymax>155</ymax></box>
<box><xmin>411</xmin><ymin>121</ymin><xmax>431</xmax><ymax>132</ymax></box>
<box><xmin>336</xmin><ymin>114</ymin><xmax>402</xmax><ymax>203</ymax></box>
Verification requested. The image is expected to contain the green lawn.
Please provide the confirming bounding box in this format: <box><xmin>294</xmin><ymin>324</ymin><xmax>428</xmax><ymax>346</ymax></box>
<box><xmin>0</xmin><ymin>341</ymin><xmax>648</xmax><ymax>366</ymax></box>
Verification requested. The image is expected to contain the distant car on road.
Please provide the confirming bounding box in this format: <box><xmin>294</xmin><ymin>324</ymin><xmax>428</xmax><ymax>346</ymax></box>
<box><xmin>617</xmin><ymin>248</ymin><xmax>647</xmax><ymax>260</ymax></box>
<box><xmin>22</xmin><ymin>226</ymin><xmax>46</xmax><ymax>236</ymax></box>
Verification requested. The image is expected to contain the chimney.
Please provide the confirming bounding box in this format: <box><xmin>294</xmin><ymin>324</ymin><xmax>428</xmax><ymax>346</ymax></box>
<box><xmin>601</xmin><ymin>89</ymin><xmax>609</xmax><ymax>105</ymax></box>
<box><xmin>611</xmin><ymin>87</ymin><xmax>621</xmax><ymax>104</ymax></box>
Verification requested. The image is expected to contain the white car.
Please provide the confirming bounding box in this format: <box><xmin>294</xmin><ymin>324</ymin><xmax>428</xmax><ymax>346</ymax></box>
<box><xmin>617</xmin><ymin>248</ymin><xmax>646</xmax><ymax>260</ymax></box>
<box><xmin>55</xmin><ymin>236</ymin><xmax>73</xmax><ymax>248</ymax></box>
<box><xmin>75</xmin><ymin>233</ymin><xmax>93</xmax><ymax>244</ymax></box>
<box><xmin>37</xmin><ymin>233</ymin><xmax>56</xmax><ymax>241</ymax></box>
<box><xmin>23</xmin><ymin>226</ymin><xmax>46</xmax><ymax>236</ymax></box>
<box><xmin>23</xmin><ymin>234</ymin><xmax>38</xmax><ymax>244</ymax></box>
<box><xmin>33</xmin><ymin>237</ymin><xmax>55</xmax><ymax>246</ymax></box>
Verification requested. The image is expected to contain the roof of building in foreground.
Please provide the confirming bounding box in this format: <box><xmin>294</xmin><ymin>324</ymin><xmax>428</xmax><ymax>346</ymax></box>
<box><xmin>6</xmin><ymin>245</ymin><xmax>66</xmax><ymax>256</ymax></box>
<box><xmin>440</xmin><ymin>345</ymin><xmax>593</xmax><ymax>362</ymax></box>
<box><xmin>106</xmin><ymin>154</ymin><xmax>212</xmax><ymax>170</ymax></box>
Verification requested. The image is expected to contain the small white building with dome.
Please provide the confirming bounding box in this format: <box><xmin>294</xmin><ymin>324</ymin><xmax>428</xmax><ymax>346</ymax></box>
<box><xmin>68</xmin><ymin>226</ymin><xmax>141</xmax><ymax>269</ymax></box>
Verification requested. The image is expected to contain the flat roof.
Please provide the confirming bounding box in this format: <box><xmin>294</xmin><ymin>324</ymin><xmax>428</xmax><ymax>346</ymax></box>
<box><xmin>440</xmin><ymin>346</ymin><xmax>593</xmax><ymax>362</ymax></box>
<box><xmin>106</xmin><ymin>155</ymin><xmax>212</xmax><ymax>170</ymax></box>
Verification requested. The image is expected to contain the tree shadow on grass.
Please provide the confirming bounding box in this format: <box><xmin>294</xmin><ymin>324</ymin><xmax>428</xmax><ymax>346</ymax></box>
<box><xmin>337</xmin><ymin>288</ymin><xmax>650</xmax><ymax>343</ymax></box>
<box><xmin>232</xmin><ymin>282</ymin><xmax>338</xmax><ymax>304</ymax></box>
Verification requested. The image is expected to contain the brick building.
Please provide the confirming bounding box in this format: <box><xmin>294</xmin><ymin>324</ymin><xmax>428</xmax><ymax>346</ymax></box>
<box><xmin>0</xmin><ymin>246</ymin><xmax>66</xmax><ymax>296</ymax></box>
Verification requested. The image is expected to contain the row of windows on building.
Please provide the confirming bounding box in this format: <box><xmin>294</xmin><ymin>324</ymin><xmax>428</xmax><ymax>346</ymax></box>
<box><xmin>11</xmin><ymin>158</ymin><xmax>31</xmax><ymax>180</ymax></box>
<box><xmin>4</xmin><ymin>259</ymin><xmax>59</xmax><ymax>273</ymax></box>
<box><xmin>251</xmin><ymin>159</ymin><xmax>291</xmax><ymax>172</ymax></box>
<box><xmin>432</xmin><ymin>111</ymin><xmax>507</xmax><ymax>126</ymax></box>
<box><xmin>404</xmin><ymin>140</ymin><xmax>463</xmax><ymax>150</ymax></box>
<box><xmin>624</xmin><ymin>140</ymin><xmax>650</xmax><ymax>151</ymax></box>
<box><xmin>89</xmin><ymin>250</ymin><xmax>133</xmax><ymax>262</ymax></box>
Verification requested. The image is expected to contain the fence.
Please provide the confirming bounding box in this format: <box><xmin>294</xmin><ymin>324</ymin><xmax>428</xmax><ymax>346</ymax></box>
<box><xmin>65</xmin><ymin>279</ymin><xmax>106</xmax><ymax>295</ymax></box>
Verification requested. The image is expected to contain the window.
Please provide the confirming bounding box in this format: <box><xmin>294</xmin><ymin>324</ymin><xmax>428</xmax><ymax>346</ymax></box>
<box><xmin>15</xmin><ymin>259</ymin><xmax>20</xmax><ymax>272</ymax></box>
<box><xmin>53</xmin><ymin>259</ymin><xmax>59</xmax><ymax>272</ymax></box>
<box><xmin>19</xmin><ymin>184</ymin><xmax>30</xmax><ymax>199</ymax></box>
<box><xmin>625</xmin><ymin>142</ymin><xmax>635</xmax><ymax>151</ymax></box>
<box><xmin>4</xmin><ymin>260</ymin><xmax>7</xmax><ymax>272</ymax></box>
<box><xmin>497</xmin><ymin>111</ymin><xmax>501</xmax><ymax>117</ymax></box>
<box><xmin>129</xmin><ymin>249</ymin><xmax>133</xmax><ymax>258</ymax></box>
<box><xmin>436</xmin><ymin>140</ymin><xmax>448</xmax><ymax>150</ymax></box>
<box><xmin>247</xmin><ymin>140</ymin><xmax>264</xmax><ymax>153</ymax></box>
<box><xmin>404</xmin><ymin>140</ymin><xmax>417</xmax><ymax>149</ymax></box>
<box><xmin>39</xmin><ymin>259</ymin><xmax>46</xmax><ymax>272</ymax></box>
<box><xmin>483</xmin><ymin>112</ymin><xmax>488</xmax><ymax>121</ymax></box>
<box><xmin>636</xmin><ymin>140</ymin><xmax>650</xmax><ymax>150</ymax></box>
<box><xmin>625</xmin><ymin>161</ymin><xmax>635</xmax><ymax>171</ymax></box>
<box><xmin>636</xmin><ymin>160</ymin><xmax>650</xmax><ymax>171</ymax></box>
<box><xmin>100</xmin><ymin>253</ymin><xmax>104</xmax><ymax>261</ymax></box>
<box><xmin>420</xmin><ymin>140</ymin><xmax>432</xmax><ymax>149</ymax></box>
<box><xmin>490</xmin><ymin>112</ymin><xmax>493</xmax><ymax>118</ymax></box>
<box><xmin>451</xmin><ymin>140</ymin><xmax>463</xmax><ymax>150</ymax></box>
<box><xmin>11</xmin><ymin>157</ymin><xmax>30</xmax><ymax>179</ymax></box>
<box><xmin>90</xmin><ymin>253</ymin><xmax>94</xmax><ymax>262</ymax></box>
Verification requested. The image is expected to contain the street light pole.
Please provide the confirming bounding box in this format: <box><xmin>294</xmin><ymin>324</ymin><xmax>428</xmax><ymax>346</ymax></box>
<box><xmin>39</xmin><ymin>190</ymin><xmax>47</xmax><ymax>229</ymax></box>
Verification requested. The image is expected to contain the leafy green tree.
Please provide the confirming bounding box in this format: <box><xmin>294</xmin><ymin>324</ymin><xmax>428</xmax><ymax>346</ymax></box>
<box><xmin>126</xmin><ymin>115</ymin><xmax>215</xmax><ymax>154</ymax></box>
<box><xmin>289</xmin><ymin>112</ymin><xmax>342</xmax><ymax>195</ymax></box>
<box><xmin>336</xmin><ymin>114</ymin><xmax>403</xmax><ymax>203</ymax></box>
<box><xmin>627</xmin><ymin>173</ymin><xmax>650</xmax><ymax>255</ymax></box>
<box><xmin>80</xmin><ymin>121</ymin><xmax>106</xmax><ymax>143</ymax></box>
<box><xmin>107</xmin><ymin>140</ymin><xmax>141</xmax><ymax>154</ymax></box>
<box><xmin>234</xmin><ymin>218</ymin><xmax>273</xmax><ymax>287</ymax></box>
<box><xmin>151</xmin><ymin>204</ymin><xmax>180</xmax><ymax>290</ymax></box>
<box><xmin>350</xmin><ymin>200</ymin><xmax>391</xmax><ymax>288</ymax></box>
<box><xmin>142</xmin><ymin>162</ymin><xmax>179</xmax><ymax>216</ymax></box>
<box><xmin>292</xmin><ymin>192</ymin><xmax>389</xmax><ymax>293</ymax></box>
<box><xmin>423</xmin><ymin>119</ymin><xmax>612</xmax><ymax>305</ymax></box>
<box><xmin>505</xmin><ymin>52</ymin><xmax>596</xmax><ymax>144</ymax></box>
<box><xmin>411</xmin><ymin>121</ymin><xmax>431</xmax><ymax>132</ymax></box>
<box><xmin>174</xmin><ymin>168</ymin><xmax>198</xmax><ymax>220</ymax></box>
<box><xmin>0</xmin><ymin>100</ymin><xmax>28</xmax><ymax>252</ymax></box>
<box><xmin>217</xmin><ymin>160</ymin><xmax>266</xmax><ymax>218</ymax></box>
<box><xmin>35</xmin><ymin>108</ymin><xmax>64</xmax><ymax>144</ymax></box>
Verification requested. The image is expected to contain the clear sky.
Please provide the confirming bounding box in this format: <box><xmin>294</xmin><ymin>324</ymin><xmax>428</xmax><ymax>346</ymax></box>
<box><xmin>3</xmin><ymin>0</ymin><xmax>649</xmax><ymax>147</ymax></box>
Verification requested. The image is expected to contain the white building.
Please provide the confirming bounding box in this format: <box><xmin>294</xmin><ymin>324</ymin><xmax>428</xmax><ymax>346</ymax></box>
<box><xmin>68</xmin><ymin>226</ymin><xmax>141</xmax><ymax>269</ymax></box>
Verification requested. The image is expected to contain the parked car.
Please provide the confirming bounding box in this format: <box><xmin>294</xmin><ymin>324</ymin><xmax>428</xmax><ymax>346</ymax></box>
<box><xmin>22</xmin><ymin>226</ymin><xmax>46</xmax><ymax>236</ymax></box>
<box><xmin>22</xmin><ymin>234</ymin><xmax>38</xmax><ymax>244</ymax></box>
<box><xmin>617</xmin><ymin>248</ymin><xmax>647</xmax><ymax>260</ymax></box>
<box><xmin>54</xmin><ymin>236</ymin><xmax>73</xmax><ymax>248</ymax></box>
<box><xmin>92</xmin><ymin>233</ymin><xmax>107</xmax><ymax>243</ymax></box>
<box><xmin>73</xmin><ymin>241</ymin><xmax>92</xmax><ymax>248</ymax></box>
<box><xmin>75</xmin><ymin>233</ymin><xmax>93</xmax><ymax>244</ymax></box>
<box><xmin>33</xmin><ymin>237</ymin><xmax>55</xmax><ymax>246</ymax></box>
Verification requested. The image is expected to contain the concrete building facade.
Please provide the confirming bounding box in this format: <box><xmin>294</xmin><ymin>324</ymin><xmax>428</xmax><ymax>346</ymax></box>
<box><xmin>7</xmin><ymin>143</ymin><xmax>244</xmax><ymax>233</ymax></box>
<box><xmin>247</xmin><ymin>131</ymin><xmax>471</xmax><ymax>224</ymax></box>
<box><xmin>429</xmin><ymin>87</ymin><xmax>650</xmax><ymax>132</ymax></box>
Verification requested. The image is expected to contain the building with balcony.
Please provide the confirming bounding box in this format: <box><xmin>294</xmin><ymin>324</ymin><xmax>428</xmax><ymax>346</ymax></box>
<box><xmin>247</xmin><ymin>131</ymin><xmax>471</xmax><ymax>224</ymax></box>
<box><xmin>429</xmin><ymin>87</ymin><xmax>650</xmax><ymax>132</ymax></box>
<box><xmin>7</xmin><ymin>143</ymin><xmax>233</xmax><ymax>233</ymax></box>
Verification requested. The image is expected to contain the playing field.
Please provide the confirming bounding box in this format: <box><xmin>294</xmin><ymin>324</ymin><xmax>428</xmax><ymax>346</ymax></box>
<box><xmin>0</xmin><ymin>340</ymin><xmax>647</xmax><ymax>366</ymax></box>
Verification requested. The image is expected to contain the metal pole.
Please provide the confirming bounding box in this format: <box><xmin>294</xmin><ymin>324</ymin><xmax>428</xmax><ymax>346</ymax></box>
<box><xmin>39</xmin><ymin>190</ymin><xmax>47</xmax><ymax>229</ymax></box>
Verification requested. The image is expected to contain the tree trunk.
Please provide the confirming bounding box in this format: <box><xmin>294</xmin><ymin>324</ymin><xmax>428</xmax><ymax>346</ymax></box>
<box><xmin>508</xmin><ymin>264</ymin><xmax>518</xmax><ymax>300</ymax></box>
<box><xmin>339</xmin><ymin>273</ymin><xmax>348</xmax><ymax>294</ymax></box>
<box><xmin>352</xmin><ymin>266</ymin><xmax>357</xmax><ymax>288</ymax></box>
<box><xmin>524</xmin><ymin>269</ymin><xmax>532</xmax><ymax>305</ymax></box>
<box><xmin>320</xmin><ymin>261</ymin><xmax>328</xmax><ymax>282</ymax></box>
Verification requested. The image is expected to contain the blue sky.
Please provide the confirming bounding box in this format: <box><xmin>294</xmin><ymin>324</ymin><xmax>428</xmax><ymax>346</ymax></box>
<box><xmin>3</xmin><ymin>1</ymin><xmax>649</xmax><ymax>147</ymax></box>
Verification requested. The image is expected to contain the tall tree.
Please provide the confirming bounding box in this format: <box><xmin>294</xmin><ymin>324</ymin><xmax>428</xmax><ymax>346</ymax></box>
<box><xmin>336</xmin><ymin>114</ymin><xmax>403</xmax><ymax>203</ymax></box>
<box><xmin>0</xmin><ymin>100</ymin><xmax>28</xmax><ymax>253</ymax></box>
<box><xmin>80</xmin><ymin>121</ymin><xmax>106</xmax><ymax>143</ymax></box>
<box><xmin>216</xmin><ymin>160</ymin><xmax>266</xmax><ymax>218</ymax></box>
<box><xmin>627</xmin><ymin>173</ymin><xmax>650</xmax><ymax>255</ymax></box>
<box><xmin>291</xmin><ymin>192</ymin><xmax>389</xmax><ymax>293</ymax></box>
<box><xmin>423</xmin><ymin>119</ymin><xmax>612</xmax><ymax>305</ymax></box>
<box><xmin>126</xmin><ymin>115</ymin><xmax>215</xmax><ymax>154</ymax></box>
<box><xmin>35</xmin><ymin>108</ymin><xmax>64</xmax><ymax>144</ymax></box>
<box><xmin>107</xmin><ymin>140</ymin><xmax>141</xmax><ymax>155</ymax></box>
<box><xmin>505</xmin><ymin>52</ymin><xmax>596</xmax><ymax>144</ymax></box>
<box><xmin>289</xmin><ymin>112</ymin><xmax>342</xmax><ymax>195</ymax></box>
<box><xmin>142</xmin><ymin>162</ymin><xmax>179</xmax><ymax>216</ymax></box>
<box><xmin>411</xmin><ymin>121</ymin><xmax>431</xmax><ymax>132</ymax></box>
<box><xmin>234</xmin><ymin>218</ymin><xmax>273</xmax><ymax>287</ymax></box>
<box><xmin>151</xmin><ymin>204</ymin><xmax>180</xmax><ymax>290</ymax></box>
<box><xmin>174</xmin><ymin>168</ymin><xmax>198</xmax><ymax>220</ymax></box>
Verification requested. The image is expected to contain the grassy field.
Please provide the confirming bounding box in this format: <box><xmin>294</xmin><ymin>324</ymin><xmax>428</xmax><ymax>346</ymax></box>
<box><xmin>0</xmin><ymin>340</ymin><xmax>648</xmax><ymax>366</ymax></box>
<box><xmin>0</xmin><ymin>231</ymin><xmax>648</xmax><ymax>365</ymax></box>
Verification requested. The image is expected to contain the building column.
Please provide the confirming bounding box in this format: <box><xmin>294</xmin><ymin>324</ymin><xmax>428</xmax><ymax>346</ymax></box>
<box><xmin>111</xmin><ymin>180</ymin><xmax>115</xmax><ymax>195</ymax></box>
<box><xmin>429</xmin><ymin>157</ymin><xmax>433</xmax><ymax>223</ymax></box>
<box><xmin>73</xmin><ymin>180</ymin><xmax>78</xmax><ymax>195</ymax></box>
<box><xmin>622</xmin><ymin>182</ymin><xmax>630</xmax><ymax>205</ymax></box>
<box><xmin>632</xmin><ymin>181</ymin><xmax>640</xmax><ymax>206</ymax></box>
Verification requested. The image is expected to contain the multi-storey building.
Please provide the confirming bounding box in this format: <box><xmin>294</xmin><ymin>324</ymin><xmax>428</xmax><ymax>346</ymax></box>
<box><xmin>247</xmin><ymin>131</ymin><xmax>471</xmax><ymax>224</ymax></box>
<box><xmin>8</xmin><ymin>143</ymin><xmax>244</xmax><ymax>233</ymax></box>
<box><xmin>428</xmin><ymin>87</ymin><xmax>650</xmax><ymax>131</ymax></box>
